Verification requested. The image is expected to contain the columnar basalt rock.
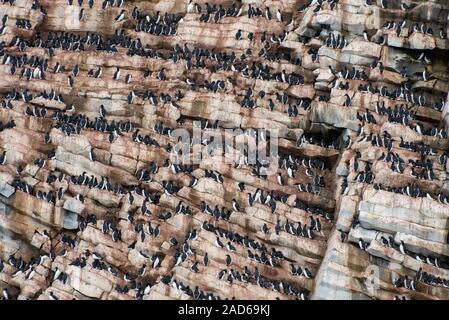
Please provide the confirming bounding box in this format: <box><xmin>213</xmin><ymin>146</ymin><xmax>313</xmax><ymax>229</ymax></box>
<box><xmin>0</xmin><ymin>0</ymin><xmax>448</xmax><ymax>300</ymax></box>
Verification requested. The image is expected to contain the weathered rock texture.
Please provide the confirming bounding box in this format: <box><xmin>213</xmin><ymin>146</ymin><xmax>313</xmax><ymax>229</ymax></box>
<box><xmin>0</xmin><ymin>0</ymin><xmax>448</xmax><ymax>300</ymax></box>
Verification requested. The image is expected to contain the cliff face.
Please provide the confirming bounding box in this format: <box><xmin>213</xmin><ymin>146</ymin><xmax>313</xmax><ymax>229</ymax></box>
<box><xmin>0</xmin><ymin>0</ymin><xmax>448</xmax><ymax>300</ymax></box>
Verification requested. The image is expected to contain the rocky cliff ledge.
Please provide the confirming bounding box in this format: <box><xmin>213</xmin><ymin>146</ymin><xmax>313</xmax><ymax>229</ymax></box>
<box><xmin>0</xmin><ymin>0</ymin><xmax>448</xmax><ymax>300</ymax></box>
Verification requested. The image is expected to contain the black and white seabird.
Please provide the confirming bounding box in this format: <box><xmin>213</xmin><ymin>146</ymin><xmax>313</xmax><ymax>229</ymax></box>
<box><xmin>0</xmin><ymin>151</ymin><xmax>6</xmax><ymax>165</ymax></box>
<box><xmin>49</xmin><ymin>291</ymin><xmax>58</xmax><ymax>300</ymax></box>
<box><xmin>358</xmin><ymin>238</ymin><xmax>367</xmax><ymax>250</ymax></box>
<box><xmin>113</xmin><ymin>67</ymin><xmax>120</xmax><ymax>80</ymax></box>
<box><xmin>115</xmin><ymin>9</ymin><xmax>125</xmax><ymax>22</ymax></box>
<box><xmin>276</xmin><ymin>173</ymin><xmax>284</xmax><ymax>185</ymax></box>
<box><xmin>187</xmin><ymin>0</ymin><xmax>193</xmax><ymax>13</ymax></box>
<box><xmin>214</xmin><ymin>237</ymin><xmax>224</xmax><ymax>248</ymax></box>
<box><xmin>399</xmin><ymin>241</ymin><xmax>406</xmax><ymax>254</ymax></box>
<box><xmin>225</xmin><ymin>254</ymin><xmax>232</xmax><ymax>266</ymax></box>
<box><xmin>422</xmin><ymin>67</ymin><xmax>429</xmax><ymax>81</ymax></box>
<box><xmin>85</xmin><ymin>150</ymin><xmax>95</xmax><ymax>165</ymax></box>
<box><xmin>79</xmin><ymin>8</ymin><xmax>85</xmax><ymax>21</ymax></box>
<box><xmin>232</xmin><ymin>199</ymin><xmax>240</xmax><ymax>212</ymax></box>
<box><xmin>2</xmin><ymin>288</ymin><xmax>9</xmax><ymax>300</ymax></box>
